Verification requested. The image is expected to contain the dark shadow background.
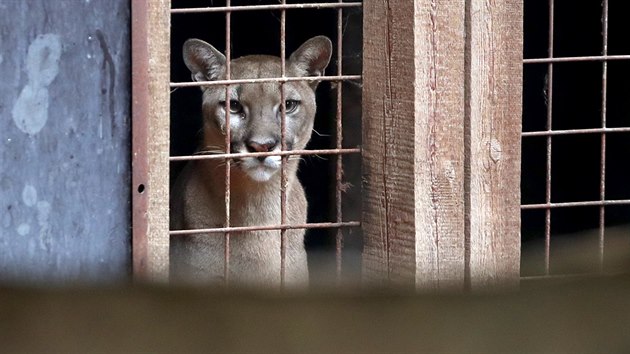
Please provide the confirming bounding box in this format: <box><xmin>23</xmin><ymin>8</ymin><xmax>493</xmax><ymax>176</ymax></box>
<box><xmin>521</xmin><ymin>0</ymin><xmax>630</xmax><ymax>276</ymax></box>
<box><xmin>169</xmin><ymin>0</ymin><xmax>363</xmax><ymax>285</ymax></box>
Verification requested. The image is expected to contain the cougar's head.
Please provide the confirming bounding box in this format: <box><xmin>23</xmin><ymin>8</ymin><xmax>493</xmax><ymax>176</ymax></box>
<box><xmin>183</xmin><ymin>36</ymin><xmax>332</xmax><ymax>182</ymax></box>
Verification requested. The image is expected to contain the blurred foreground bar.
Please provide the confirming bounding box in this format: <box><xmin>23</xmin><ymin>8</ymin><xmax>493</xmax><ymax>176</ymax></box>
<box><xmin>2</xmin><ymin>274</ymin><xmax>630</xmax><ymax>353</ymax></box>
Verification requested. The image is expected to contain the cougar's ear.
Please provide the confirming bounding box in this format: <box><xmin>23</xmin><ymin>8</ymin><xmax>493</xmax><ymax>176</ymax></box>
<box><xmin>289</xmin><ymin>36</ymin><xmax>332</xmax><ymax>82</ymax></box>
<box><xmin>182</xmin><ymin>39</ymin><xmax>226</xmax><ymax>83</ymax></box>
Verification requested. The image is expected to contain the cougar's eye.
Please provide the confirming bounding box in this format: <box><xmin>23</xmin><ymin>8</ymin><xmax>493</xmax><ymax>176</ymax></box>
<box><xmin>284</xmin><ymin>100</ymin><xmax>300</xmax><ymax>114</ymax></box>
<box><xmin>220</xmin><ymin>100</ymin><xmax>243</xmax><ymax>114</ymax></box>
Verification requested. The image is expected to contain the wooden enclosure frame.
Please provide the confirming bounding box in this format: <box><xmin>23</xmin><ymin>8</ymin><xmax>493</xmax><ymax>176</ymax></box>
<box><xmin>132</xmin><ymin>0</ymin><xmax>170</xmax><ymax>282</ymax></box>
<box><xmin>362</xmin><ymin>0</ymin><xmax>522</xmax><ymax>290</ymax></box>
<box><xmin>131</xmin><ymin>0</ymin><xmax>523</xmax><ymax>289</ymax></box>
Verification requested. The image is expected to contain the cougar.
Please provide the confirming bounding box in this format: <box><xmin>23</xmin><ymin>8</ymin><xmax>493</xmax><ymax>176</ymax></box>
<box><xmin>170</xmin><ymin>36</ymin><xmax>332</xmax><ymax>288</ymax></box>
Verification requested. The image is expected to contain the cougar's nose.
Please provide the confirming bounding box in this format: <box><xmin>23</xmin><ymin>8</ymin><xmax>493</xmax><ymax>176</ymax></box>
<box><xmin>246</xmin><ymin>140</ymin><xmax>279</xmax><ymax>160</ymax></box>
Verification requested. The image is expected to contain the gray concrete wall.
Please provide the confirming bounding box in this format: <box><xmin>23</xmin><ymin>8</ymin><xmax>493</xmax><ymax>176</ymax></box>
<box><xmin>0</xmin><ymin>0</ymin><xmax>131</xmax><ymax>283</ymax></box>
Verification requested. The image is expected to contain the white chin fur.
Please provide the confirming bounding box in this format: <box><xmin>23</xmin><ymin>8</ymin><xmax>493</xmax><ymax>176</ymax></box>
<box><xmin>246</xmin><ymin>167</ymin><xmax>277</xmax><ymax>182</ymax></box>
<box><xmin>241</xmin><ymin>156</ymin><xmax>281</xmax><ymax>182</ymax></box>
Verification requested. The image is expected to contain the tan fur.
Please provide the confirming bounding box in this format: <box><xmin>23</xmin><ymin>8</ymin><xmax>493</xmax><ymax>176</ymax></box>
<box><xmin>170</xmin><ymin>36</ymin><xmax>332</xmax><ymax>288</ymax></box>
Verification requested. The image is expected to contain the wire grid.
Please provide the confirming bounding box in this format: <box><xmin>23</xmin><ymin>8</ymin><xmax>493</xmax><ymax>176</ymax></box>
<box><xmin>521</xmin><ymin>0</ymin><xmax>630</xmax><ymax>279</ymax></box>
<box><xmin>169</xmin><ymin>1</ymin><xmax>362</xmax><ymax>286</ymax></box>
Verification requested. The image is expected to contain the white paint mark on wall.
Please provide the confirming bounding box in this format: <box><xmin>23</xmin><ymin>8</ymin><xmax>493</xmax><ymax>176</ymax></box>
<box><xmin>37</xmin><ymin>201</ymin><xmax>51</xmax><ymax>227</ymax></box>
<box><xmin>22</xmin><ymin>185</ymin><xmax>38</xmax><ymax>207</ymax></box>
<box><xmin>0</xmin><ymin>54</ymin><xmax>3</xmax><ymax>65</ymax></box>
<box><xmin>17</xmin><ymin>223</ymin><xmax>31</xmax><ymax>236</ymax></box>
<box><xmin>37</xmin><ymin>201</ymin><xmax>52</xmax><ymax>245</ymax></box>
<box><xmin>14</xmin><ymin>184</ymin><xmax>52</xmax><ymax>239</ymax></box>
<box><xmin>12</xmin><ymin>33</ymin><xmax>62</xmax><ymax>135</ymax></box>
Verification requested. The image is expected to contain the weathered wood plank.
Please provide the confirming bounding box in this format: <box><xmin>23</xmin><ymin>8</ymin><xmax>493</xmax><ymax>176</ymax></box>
<box><xmin>466</xmin><ymin>0</ymin><xmax>523</xmax><ymax>289</ymax></box>
<box><xmin>362</xmin><ymin>0</ymin><xmax>466</xmax><ymax>290</ymax></box>
<box><xmin>362</xmin><ymin>0</ymin><xmax>417</xmax><ymax>286</ymax></box>
<box><xmin>414</xmin><ymin>0</ymin><xmax>466</xmax><ymax>290</ymax></box>
<box><xmin>132</xmin><ymin>0</ymin><xmax>170</xmax><ymax>282</ymax></box>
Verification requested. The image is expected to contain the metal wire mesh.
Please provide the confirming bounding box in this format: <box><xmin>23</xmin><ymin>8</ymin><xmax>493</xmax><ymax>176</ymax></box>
<box><xmin>521</xmin><ymin>0</ymin><xmax>630</xmax><ymax>279</ymax></box>
<box><xmin>169</xmin><ymin>2</ymin><xmax>362</xmax><ymax>287</ymax></box>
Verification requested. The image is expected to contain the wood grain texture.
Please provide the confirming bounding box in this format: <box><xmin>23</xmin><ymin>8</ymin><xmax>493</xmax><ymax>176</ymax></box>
<box><xmin>466</xmin><ymin>0</ymin><xmax>523</xmax><ymax>289</ymax></box>
<box><xmin>132</xmin><ymin>0</ymin><xmax>170</xmax><ymax>282</ymax></box>
<box><xmin>362</xmin><ymin>0</ymin><xmax>417</xmax><ymax>286</ymax></box>
<box><xmin>414</xmin><ymin>0</ymin><xmax>466</xmax><ymax>290</ymax></box>
<box><xmin>362</xmin><ymin>0</ymin><xmax>466</xmax><ymax>289</ymax></box>
<box><xmin>414</xmin><ymin>0</ymin><xmax>465</xmax><ymax>290</ymax></box>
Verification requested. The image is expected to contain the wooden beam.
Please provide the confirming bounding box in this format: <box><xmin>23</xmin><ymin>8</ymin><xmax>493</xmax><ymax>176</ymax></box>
<box><xmin>132</xmin><ymin>0</ymin><xmax>170</xmax><ymax>282</ymax></box>
<box><xmin>466</xmin><ymin>0</ymin><xmax>523</xmax><ymax>289</ymax></box>
<box><xmin>414</xmin><ymin>0</ymin><xmax>467</xmax><ymax>290</ymax></box>
<box><xmin>362</xmin><ymin>0</ymin><xmax>466</xmax><ymax>290</ymax></box>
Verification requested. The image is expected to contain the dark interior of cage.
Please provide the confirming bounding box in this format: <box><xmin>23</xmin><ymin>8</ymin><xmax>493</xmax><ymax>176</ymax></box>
<box><xmin>169</xmin><ymin>1</ymin><xmax>363</xmax><ymax>284</ymax></box>
<box><xmin>521</xmin><ymin>0</ymin><xmax>630</xmax><ymax>276</ymax></box>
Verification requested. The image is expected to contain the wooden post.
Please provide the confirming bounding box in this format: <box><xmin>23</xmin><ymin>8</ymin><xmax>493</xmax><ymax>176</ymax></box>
<box><xmin>362</xmin><ymin>0</ymin><xmax>523</xmax><ymax>290</ymax></box>
<box><xmin>132</xmin><ymin>0</ymin><xmax>170</xmax><ymax>282</ymax></box>
<box><xmin>466</xmin><ymin>0</ymin><xmax>523</xmax><ymax>289</ymax></box>
<box><xmin>362</xmin><ymin>0</ymin><xmax>467</xmax><ymax>290</ymax></box>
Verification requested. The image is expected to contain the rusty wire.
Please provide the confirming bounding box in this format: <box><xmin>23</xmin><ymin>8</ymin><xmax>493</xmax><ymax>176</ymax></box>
<box><xmin>599</xmin><ymin>0</ymin><xmax>609</xmax><ymax>272</ymax></box>
<box><xmin>334</xmin><ymin>0</ymin><xmax>344</xmax><ymax>283</ymax></box>
<box><xmin>169</xmin><ymin>148</ymin><xmax>361</xmax><ymax>162</ymax></box>
<box><xmin>170</xmin><ymin>1</ymin><xmax>362</xmax><ymax>287</ymax></box>
<box><xmin>523</xmin><ymin>54</ymin><xmax>630</xmax><ymax>64</ymax></box>
<box><xmin>521</xmin><ymin>199</ymin><xmax>630</xmax><ymax>210</ymax></box>
<box><xmin>170</xmin><ymin>222</ymin><xmax>361</xmax><ymax>236</ymax></box>
<box><xmin>522</xmin><ymin>0</ymin><xmax>630</xmax><ymax>280</ymax></box>
<box><xmin>279</xmin><ymin>0</ymin><xmax>288</xmax><ymax>288</ymax></box>
<box><xmin>170</xmin><ymin>75</ymin><xmax>361</xmax><ymax>88</ymax></box>
<box><xmin>521</xmin><ymin>127</ymin><xmax>630</xmax><ymax>137</ymax></box>
<box><xmin>223</xmin><ymin>0</ymin><xmax>232</xmax><ymax>285</ymax></box>
<box><xmin>542</xmin><ymin>0</ymin><xmax>555</xmax><ymax>276</ymax></box>
<box><xmin>171</xmin><ymin>2</ymin><xmax>362</xmax><ymax>14</ymax></box>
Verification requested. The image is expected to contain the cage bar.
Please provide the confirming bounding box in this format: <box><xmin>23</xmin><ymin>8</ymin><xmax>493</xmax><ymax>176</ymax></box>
<box><xmin>543</xmin><ymin>0</ymin><xmax>555</xmax><ymax>276</ymax></box>
<box><xmin>334</xmin><ymin>0</ymin><xmax>344</xmax><ymax>283</ymax></box>
<box><xmin>170</xmin><ymin>75</ymin><xmax>361</xmax><ymax>88</ymax></box>
<box><xmin>170</xmin><ymin>222</ymin><xmax>361</xmax><ymax>236</ymax></box>
<box><xmin>171</xmin><ymin>2</ymin><xmax>362</xmax><ymax>14</ymax></box>
<box><xmin>279</xmin><ymin>0</ymin><xmax>288</xmax><ymax>288</ymax></box>
<box><xmin>169</xmin><ymin>148</ymin><xmax>361</xmax><ymax>162</ymax></box>
<box><xmin>522</xmin><ymin>199</ymin><xmax>630</xmax><ymax>210</ymax></box>
<box><xmin>523</xmin><ymin>55</ymin><xmax>630</xmax><ymax>64</ymax></box>
<box><xmin>598</xmin><ymin>0</ymin><xmax>609</xmax><ymax>272</ymax></box>
<box><xmin>522</xmin><ymin>127</ymin><xmax>630</xmax><ymax>137</ymax></box>
<box><xmin>223</xmin><ymin>0</ymin><xmax>232</xmax><ymax>286</ymax></box>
